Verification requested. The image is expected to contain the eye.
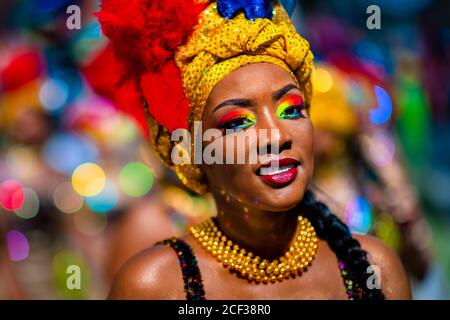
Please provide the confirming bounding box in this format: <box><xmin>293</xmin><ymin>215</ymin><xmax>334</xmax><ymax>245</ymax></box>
<box><xmin>219</xmin><ymin>116</ymin><xmax>255</xmax><ymax>133</ymax></box>
<box><xmin>217</xmin><ymin>110</ymin><xmax>256</xmax><ymax>134</ymax></box>
<box><xmin>278</xmin><ymin>105</ymin><xmax>306</xmax><ymax>120</ymax></box>
<box><xmin>276</xmin><ymin>94</ymin><xmax>308</xmax><ymax>120</ymax></box>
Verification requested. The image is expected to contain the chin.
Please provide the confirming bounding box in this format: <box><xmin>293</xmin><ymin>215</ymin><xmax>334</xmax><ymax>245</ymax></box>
<box><xmin>251</xmin><ymin>178</ymin><xmax>306</xmax><ymax>212</ymax></box>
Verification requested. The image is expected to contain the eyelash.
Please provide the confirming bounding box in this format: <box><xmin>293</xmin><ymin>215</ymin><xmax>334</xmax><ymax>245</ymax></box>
<box><xmin>278</xmin><ymin>104</ymin><xmax>309</xmax><ymax>120</ymax></box>
<box><xmin>219</xmin><ymin>116</ymin><xmax>255</xmax><ymax>133</ymax></box>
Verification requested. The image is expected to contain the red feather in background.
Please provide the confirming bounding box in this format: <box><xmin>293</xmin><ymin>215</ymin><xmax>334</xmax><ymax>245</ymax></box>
<box><xmin>95</xmin><ymin>0</ymin><xmax>206</xmax><ymax>133</ymax></box>
<box><xmin>82</xmin><ymin>45</ymin><xmax>149</xmax><ymax>138</ymax></box>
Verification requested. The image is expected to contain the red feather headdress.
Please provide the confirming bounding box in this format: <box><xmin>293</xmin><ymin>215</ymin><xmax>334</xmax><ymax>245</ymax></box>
<box><xmin>95</xmin><ymin>0</ymin><xmax>207</xmax><ymax>133</ymax></box>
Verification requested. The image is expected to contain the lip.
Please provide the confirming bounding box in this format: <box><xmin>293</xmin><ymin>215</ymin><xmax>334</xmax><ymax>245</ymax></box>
<box><xmin>256</xmin><ymin>157</ymin><xmax>300</xmax><ymax>188</ymax></box>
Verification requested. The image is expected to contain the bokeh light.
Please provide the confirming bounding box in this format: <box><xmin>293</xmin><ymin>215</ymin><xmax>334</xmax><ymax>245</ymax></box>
<box><xmin>85</xmin><ymin>180</ymin><xmax>119</xmax><ymax>214</ymax></box>
<box><xmin>0</xmin><ymin>179</ymin><xmax>24</xmax><ymax>211</ymax></box>
<box><xmin>43</xmin><ymin>133</ymin><xmax>99</xmax><ymax>175</ymax></box>
<box><xmin>374</xmin><ymin>214</ymin><xmax>401</xmax><ymax>251</ymax></box>
<box><xmin>354</xmin><ymin>40</ymin><xmax>385</xmax><ymax>66</ymax></box>
<box><xmin>369</xmin><ymin>85</ymin><xmax>392</xmax><ymax>125</ymax></box>
<box><xmin>39</xmin><ymin>77</ymin><xmax>70</xmax><ymax>113</ymax></box>
<box><xmin>365</xmin><ymin>131</ymin><xmax>396</xmax><ymax>167</ymax></box>
<box><xmin>14</xmin><ymin>187</ymin><xmax>39</xmax><ymax>219</ymax></box>
<box><xmin>72</xmin><ymin>21</ymin><xmax>104</xmax><ymax>64</ymax></box>
<box><xmin>6</xmin><ymin>230</ymin><xmax>30</xmax><ymax>261</ymax></box>
<box><xmin>5</xmin><ymin>145</ymin><xmax>40</xmax><ymax>180</ymax></box>
<box><xmin>63</xmin><ymin>96</ymin><xmax>138</xmax><ymax>147</ymax></box>
<box><xmin>73</xmin><ymin>209</ymin><xmax>107</xmax><ymax>236</ymax></box>
<box><xmin>344</xmin><ymin>195</ymin><xmax>373</xmax><ymax>234</ymax></box>
<box><xmin>119</xmin><ymin>162</ymin><xmax>154</xmax><ymax>197</ymax></box>
<box><xmin>71</xmin><ymin>163</ymin><xmax>106</xmax><ymax>197</ymax></box>
<box><xmin>52</xmin><ymin>182</ymin><xmax>84</xmax><ymax>214</ymax></box>
<box><xmin>347</xmin><ymin>79</ymin><xmax>366</xmax><ymax>106</ymax></box>
<box><xmin>101</xmin><ymin>114</ymin><xmax>138</xmax><ymax>147</ymax></box>
<box><xmin>313</xmin><ymin>67</ymin><xmax>333</xmax><ymax>93</ymax></box>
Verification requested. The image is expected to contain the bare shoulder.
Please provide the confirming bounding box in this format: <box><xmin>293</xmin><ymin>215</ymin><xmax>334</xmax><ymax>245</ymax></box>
<box><xmin>353</xmin><ymin>234</ymin><xmax>412</xmax><ymax>299</ymax></box>
<box><xmin>107</xmin><ymin>243</ymin><xmax>184</xmax><ymax>300</ymax></box>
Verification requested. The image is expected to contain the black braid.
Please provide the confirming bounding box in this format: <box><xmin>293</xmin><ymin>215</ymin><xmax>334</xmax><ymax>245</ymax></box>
<box><xmin>299</xmin><ymin>190</ymin><xmax>385</xmax><ymax>300</ymax></box>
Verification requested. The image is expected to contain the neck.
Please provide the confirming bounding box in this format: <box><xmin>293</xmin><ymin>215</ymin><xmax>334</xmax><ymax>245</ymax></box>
<box><xmin>213</xmin><ymin>195</ymin><xmax>300</xmax><ymax>259</ymax></box>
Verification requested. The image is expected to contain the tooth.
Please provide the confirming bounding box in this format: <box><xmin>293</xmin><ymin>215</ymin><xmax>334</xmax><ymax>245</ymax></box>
<box><xmin>260</xmin><ymin>165</ymin><xmax>294</xmax><ymax>176</ymax></box>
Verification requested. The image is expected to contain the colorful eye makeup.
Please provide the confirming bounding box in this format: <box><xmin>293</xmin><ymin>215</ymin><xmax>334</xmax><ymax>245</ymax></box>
<box><xmin>276</xmin><ymin>94</ymin><xmax>305</xmax><ymax>120</ymax></box>
<box><xmin>216</xmin><ymin>94</ymin><xmax>304</xmax><ymax>133</ymax></box>
<box><xmin>217</xmin><ymin>109</ymin><xmax>256</xmax><ymax>132</ymax></box>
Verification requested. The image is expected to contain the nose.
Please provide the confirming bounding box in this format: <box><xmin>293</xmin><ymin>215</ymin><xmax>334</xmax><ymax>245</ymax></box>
<box><xmin>257</xmin><ymin>106</ymin><xmax>293</xmax><ymax>157</ymax></box>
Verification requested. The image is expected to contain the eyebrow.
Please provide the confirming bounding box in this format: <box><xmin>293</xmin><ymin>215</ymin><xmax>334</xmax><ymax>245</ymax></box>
<box><xmin>213</xmin><ymin>98</ymin><xmax>254</xmax><ymax>112</ymax></box>
<box><xmin>213</xmin><ymin>83</ymin><xmax>301</xmax><ymax>113</ymax></box>
<box><xmin>272</xmin><ymin>83</ymin><xmax>300</xmax><ymax>101</ymax></box>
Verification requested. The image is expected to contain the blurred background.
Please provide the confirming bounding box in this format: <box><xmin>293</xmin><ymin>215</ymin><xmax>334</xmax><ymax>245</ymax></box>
<box><xmin>0</xmin><ymin>0</ymin><xmax>449</xmax><ymax>299</ymax></box>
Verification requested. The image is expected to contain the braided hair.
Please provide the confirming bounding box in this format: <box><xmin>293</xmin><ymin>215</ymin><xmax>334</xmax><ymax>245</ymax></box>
<box><xmin>299</xmin><ymin>190</ymin><xmax>385</xmax><ymax>300</ymax></box>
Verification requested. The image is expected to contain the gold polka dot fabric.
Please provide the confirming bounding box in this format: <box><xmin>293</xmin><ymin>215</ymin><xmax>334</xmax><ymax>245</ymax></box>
<box><xmin>148</xmin><ymin>0</ymin><xmax>314</xmax><ymax>194</ymax></box>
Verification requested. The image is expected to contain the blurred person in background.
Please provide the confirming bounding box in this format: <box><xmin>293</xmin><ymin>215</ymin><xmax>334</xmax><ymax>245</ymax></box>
<box><xmin>310</xmin><ymin>62</ymin><xmax>447</xmax><ymax>299</ymax></box>
<box><xmin>293</xmin><ymin>0</ymin><xmax>450</xmax><ymax>298</ymax></box>
<box><xmin>0</xmin><ymin>46</ymin><xmax>65</xmax><ymax>299</ymax></box>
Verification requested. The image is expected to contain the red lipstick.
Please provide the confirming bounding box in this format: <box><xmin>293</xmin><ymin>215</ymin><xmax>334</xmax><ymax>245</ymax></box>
<box><xmin>256</xmin><ymin>158</ymin><xmax>300</xmax><ymax>188</ymax></box>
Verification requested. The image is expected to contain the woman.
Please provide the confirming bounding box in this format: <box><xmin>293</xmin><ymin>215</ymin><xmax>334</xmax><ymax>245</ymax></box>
<box><xmin>98</xmin><ymin>0</ymin><xmax>411</xmax><ymax>299</ymax></box>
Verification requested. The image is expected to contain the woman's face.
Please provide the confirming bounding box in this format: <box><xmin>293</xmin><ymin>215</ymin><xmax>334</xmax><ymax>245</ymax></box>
<box><xmin>200</xmin><ymin>62</ymin><xmax>314</xmax><ymax>212</ymax></box>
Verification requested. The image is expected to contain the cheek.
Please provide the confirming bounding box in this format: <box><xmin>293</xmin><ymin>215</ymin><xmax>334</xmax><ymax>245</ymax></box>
<box><xmin>304</xmin><ymin>124</ymin><xmax>315</xmax><ymax>180</ymax></box>
<box><xmin>303</xmin><ymin>122</ymin><xmax>315</xmax><ymax>160</ymax></box>
<box><xmin>202</xmin><ymin>162</ymin><xmax>254</xmax><ymax>207</ymax></box>
<box><xmin>290</xmin><ymin>120</ymin><xmax>314</xmax><ymax>173</ymax></box>
<box><xmin>201</xmin><ymin>134</ymin><xmax>251</xmax><ymax>189</ymax></box>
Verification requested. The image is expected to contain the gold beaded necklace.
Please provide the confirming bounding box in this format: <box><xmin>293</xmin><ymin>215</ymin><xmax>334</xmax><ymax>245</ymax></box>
<box><xmin>190</xmin><ymin>215</ymin><xmax>319</xmax><ymax>283</ymax></box>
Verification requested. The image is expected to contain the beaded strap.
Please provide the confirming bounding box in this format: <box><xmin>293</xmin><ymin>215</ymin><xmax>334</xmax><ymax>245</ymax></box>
<box><xmin>158</xmin><ymin>237</ymin><xmax>207</xmax><ymax>300</ymax></box>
